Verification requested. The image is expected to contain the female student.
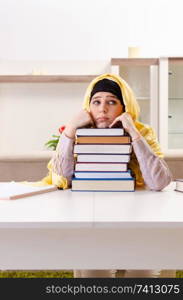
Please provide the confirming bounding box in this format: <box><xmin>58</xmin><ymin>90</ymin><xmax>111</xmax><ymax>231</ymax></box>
<box><xmin>42</xmin><ymin>73</ymin><xmax>175</xmax><ymax>278</ymax></box>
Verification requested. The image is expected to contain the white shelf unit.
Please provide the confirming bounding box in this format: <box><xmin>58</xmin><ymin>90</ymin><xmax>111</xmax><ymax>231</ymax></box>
<box><xmin>159</xmin><ymin>57</ymin><xmax>183</xmax><ymax>151</ymax></box>
<box><xmin>111</xmin><ymin>58</ymin><xmax>159</xmax><ymax>137</ymax></box>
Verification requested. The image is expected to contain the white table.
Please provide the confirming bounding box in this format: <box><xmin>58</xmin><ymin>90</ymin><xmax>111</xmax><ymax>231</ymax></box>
<box><xmin>0</xmin><ymin>182</ymin><xmax>182</xmax><ymax>270</ymax></box>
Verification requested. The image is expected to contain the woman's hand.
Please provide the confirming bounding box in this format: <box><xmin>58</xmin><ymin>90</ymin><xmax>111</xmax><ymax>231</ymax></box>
<box><xmin>109</xmin><ymin>112</ymin><xmax>141</xmax><ymax>141</ymax></box>
<box><xmin>64</xmin><ymin>110</ymin><xmax>94</xmax><ymax>139</ymax></box>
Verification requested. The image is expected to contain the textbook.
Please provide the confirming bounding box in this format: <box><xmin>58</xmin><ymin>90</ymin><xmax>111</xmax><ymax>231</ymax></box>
<box><xmin>77</xmin><ymin>154</ymin><xmax>130</xmax><ymax>163</ymax></box>
<box><xmin>76</xmin><ymin>135</ymin><xmax>131</xmax><ymax>144</ymax></box>
<box><xmin>74</xmin><ymin>144</ymin><xmax>132</xmax><ymax>154</ymax></box>
<box><xmin>175</xmin><ymin>179</ymin><xmax>183</xmax><ymax>193</ymax></box>
<box><xmin>76</xmin><ymin>128</ymin><xmax>125</xmax><ymax>136</ymax></box>
<box><xmin>74</xmin><ymin>171</ymin><xmax>132</xmax><ymax>179</ymax></box>
<box><xmin>75</xmin><ymin>162</ymin><xmax>128</xmax><ymax>172</ymax></box>
<box><xmin>72</xmin><ymin>178</ymin><xmax>135</xmax><ymax>192</ymax></box>
<box><xmin>0</xmin><ymin>182</ymin><xmax>57</xmax><ymax>200</ymax></box>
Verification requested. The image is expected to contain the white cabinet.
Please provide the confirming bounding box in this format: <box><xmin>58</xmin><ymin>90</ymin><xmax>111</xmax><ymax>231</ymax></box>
<box><xmin>111</xmin><ymin>57</ymin><xmax>183</xmax><ymax>152</ymax></box>
<box><xmin>159</xmin><ymin>58</ymin><xmax>183</xmax><ymax>151</ymax></box>
<box><xmin>168</xmin><ymin>60</ymin><xmax>183</xmax><ymax>149</ymax></box>
<box><xmin>111</xmin><ymin>58</ymin><xmax>159</xmax><ymax>139</ymax></box>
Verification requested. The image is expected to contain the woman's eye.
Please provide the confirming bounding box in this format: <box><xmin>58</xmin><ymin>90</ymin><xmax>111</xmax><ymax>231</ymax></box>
<box><xmin>108</xmin><ymin>100</ymin><xmax>116</xmax><ymax>105</ymax></box>
<box><xmin>92</xmin><ymin>100</ymin><xmax>100</xmax><ymax>105</ymax></box>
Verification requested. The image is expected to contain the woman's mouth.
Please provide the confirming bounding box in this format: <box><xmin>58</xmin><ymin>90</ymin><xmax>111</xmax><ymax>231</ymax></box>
<box><xmin>97</xmin><ymin>117</ymin><xmax>108</xmax><ymax>122</ymax></box>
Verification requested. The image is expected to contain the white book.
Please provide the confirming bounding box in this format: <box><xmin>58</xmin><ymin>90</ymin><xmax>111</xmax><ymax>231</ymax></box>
<box><xmin>0</xmin><ymin>182</ymin><xmax>57</xmax><ymax>200</ymax></box>
<box><xmin>74</xmin><ymin>144</ymin><xmax>132</xmax><ymax>154</ymax></box>
<box><xmin>76</xmin><ymin>128</ymin><xmax>124</xmax><ymax>136</ymax></box>
<box><xmin>175</xmin><ymin>179</ymin><xmax>183</xmax><ymax>193</ymax></box>
<box><xmin>74</xmin><ymin>171</ymin><xmax>132</xmax><ymax>179</ymax></box>
<box><xmin>77</xmin><ymin>154</ymin><xmax>130</xmax><ymax>163</ymax></box>
<box><xmin>72</xmin><ymin>178</ymin><xmax>135</xmax><ymax>192</ymax></box>
<box><xmin>75</xmin><ymin>162</ymin><xmax>127</xmax><ymax>172</ymax></box>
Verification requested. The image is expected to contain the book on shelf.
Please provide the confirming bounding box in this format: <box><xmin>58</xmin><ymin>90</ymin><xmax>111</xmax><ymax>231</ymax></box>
<box><xmin>71</xmin><ymin>178</ymin><xmax>135</xmax><ymax>192</ymax></box>
<box><xmin>76</xmin><ymin>135</ymin><xmax>131</xmax><ymax>144</ymax></box>
<box><xmin>75</xmin><ymin>162</ymin><xmax>128</xmax><ymax>172</ymax></box>
<box><xmin>175</xmin><ymin>179</ymin><xmax>183</xmax><ymax>193</ymax></box>
<box><xmin>76</xmin><ymin>154</ymin><xmax>130</xmax><ymax>163</ymax></box>
<box><xmin>74</xmin><ymin>170</ymin><xmax>132</xmax><ymax>179</ymax></box>
<box><xmin>74</xmin><ymin>144</ymin><xmax>132</xmax><ymax>154</ymax></box>
<box><xmin>76</xmin><ymin>128</ymin><xmax>125</xmax><ymax>136</ymax></box>
<box><xmin>0</xmin><ymin>181</ymin><xmax>57</xmax><ymax>200</ymax></box>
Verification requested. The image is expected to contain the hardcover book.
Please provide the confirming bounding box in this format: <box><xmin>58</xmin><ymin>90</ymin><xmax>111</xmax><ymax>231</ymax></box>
<box><xmin>75</xmin><ymin>162</ymin><xmax>128</xmax><ymax>172</ymax></box>
<box><xmin>74</xmin><ymin>144</ymin><xmax>132</xmax><ymax>154</ymax></box>
<box><xmin>76</xmin><ymin>135</ymin><xmax>131</xmax><ymax>144</ymax></box>
<box><xmin>74</xmin><ymin>171</ymin><xmax>132</xmax><ymax>179</ymax></box>
<box><xmin>76</xmin><ymin>128</ymin><xmax>125</xmax><ymax>136</ymax></box>
<box><xmin>76</xmin><ymin>154</ymin><xmax>130</xmax><ymax>163</ymax></box>
<box><xmin>175</xmin><ymin>179</ymin><xmax>183</xmax><ymax>193</ymax></box>
<box><xmin>72</xmin><ymin>178</ymin><xmax>135</xmax><ymax>192</ymax></box>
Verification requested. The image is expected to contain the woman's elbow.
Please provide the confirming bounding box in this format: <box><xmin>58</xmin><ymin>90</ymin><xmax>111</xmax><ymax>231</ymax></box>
<box><xmin>149</xmin><ymin>174</ymin><xmax>172</xmax><ymax>191</ymax></box>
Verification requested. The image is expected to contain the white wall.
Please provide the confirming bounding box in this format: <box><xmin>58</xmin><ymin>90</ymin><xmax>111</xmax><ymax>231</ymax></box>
<box><xmin>0</xmin><ymin>60</ymin><xmax>110</xmax><ymax>154</ymax></box>
<box><xmin>1</xmin><ymin>0</ymin><xmax>183</xmax><ymax>154</ymax></box>
<box><xmin>0</xmin><ymin>0</ymin><xmax>183</xmax><ymax>60</ymax></box>
<box><xmin>0</xmin><ymin>82</ymin><xmax>86</xmax><ymax>153</ymax></box>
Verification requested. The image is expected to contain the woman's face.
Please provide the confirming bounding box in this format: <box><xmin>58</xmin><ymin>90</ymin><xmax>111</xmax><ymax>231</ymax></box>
<box><xmin>89</xmin><ymin>92</ymin><xmax>124</xmax><ymax>128</ymax></box>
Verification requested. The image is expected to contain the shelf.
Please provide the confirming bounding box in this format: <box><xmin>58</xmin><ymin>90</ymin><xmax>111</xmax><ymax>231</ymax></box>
<box><xmin>0</xmin><ymin>151</ymin><xmax>52</xmax><ymax>161</ymax></box>
<box><xmin>169</xmin><ymin>57</ymin><xmax>183</xmax><ymax>64</ymax></box>
<box><xmin>0</xmin><ymin>75</ymin><xmax>99</xmax><ymax>83</ymax></box>
<box><xmin>168</xmin><ymin>130</ymin><xmax>183</xmax><ymax>134</ymax></box>
<box><xmin>169</xmin><ymin>98</ymin><xmax>183</xmax><ymax>100</ymax></box>
<box><xmin>111</xmin><ymin>58</ymin><xmax>159</xmax><ymax>66</ymax></box>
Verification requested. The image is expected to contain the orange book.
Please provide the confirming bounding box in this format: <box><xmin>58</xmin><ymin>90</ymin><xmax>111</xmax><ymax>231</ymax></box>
<box><xmin>76</xmin><ymin>135</ymin><xmax>131</xmax><ymax>144</ymax></box>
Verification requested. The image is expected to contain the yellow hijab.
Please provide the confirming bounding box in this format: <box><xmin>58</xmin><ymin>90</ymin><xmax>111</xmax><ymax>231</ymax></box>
<box><xmin>41</xmin><ymin>73</ymin><xmax>163</xmax><ymax>188</ymax></box>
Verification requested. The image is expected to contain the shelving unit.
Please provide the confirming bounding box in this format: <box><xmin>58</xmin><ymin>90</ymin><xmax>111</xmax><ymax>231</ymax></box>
<box><xmin>110</xmin><ymin>58</ymin><xmax>159</xmax><ymax>136</ymax></box>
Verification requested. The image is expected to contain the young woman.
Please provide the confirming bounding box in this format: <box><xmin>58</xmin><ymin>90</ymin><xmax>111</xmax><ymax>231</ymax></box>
<box><xmin>42</xmin><ymin>73</ymin><xmax>175</xmax><ymax>278</ymax></box>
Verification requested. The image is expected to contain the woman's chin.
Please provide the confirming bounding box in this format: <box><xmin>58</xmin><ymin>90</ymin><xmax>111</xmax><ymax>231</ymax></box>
<box><xmin>96</xmin><ymin>122</ymin><xmax>110</xmax><ymax>129</ymax></box>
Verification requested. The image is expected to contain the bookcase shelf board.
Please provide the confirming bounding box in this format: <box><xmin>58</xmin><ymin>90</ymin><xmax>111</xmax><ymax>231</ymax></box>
<box><xmin>111</xmin><ymin>58</ymin><xmax>159</xmax><ymax>66</ymax></box>
<box><xmin>0</xmin><ymin>75</ymin><xmax>99</xmax><ymax>83</ymax></box>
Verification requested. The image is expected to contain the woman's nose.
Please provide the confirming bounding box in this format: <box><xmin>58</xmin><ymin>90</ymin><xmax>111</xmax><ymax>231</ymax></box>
<box><xmin>99</xmin><ymin>103</ymin><xmax>108</xmax><ymax>112</ymax></box>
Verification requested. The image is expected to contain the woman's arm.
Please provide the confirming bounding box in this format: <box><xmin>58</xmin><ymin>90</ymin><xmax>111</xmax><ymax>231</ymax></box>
<box><xmin>110</xmin><ymin>112</ymin><xmax>172</xmax><ymax>191</ymax></box>
<box><xmin>51</xmin><ymin>110</ymin><xmax>94</xmax><ymax>187</ymax></box>
<box><xmin>132</xmin><ymin>137</ymin><xmax>172</xmax><ymax>191</ymax></box>
<box><xmin>51</xmin><ymin>132</ymin><xmax>75</xmax><ymax>187</ymax></box>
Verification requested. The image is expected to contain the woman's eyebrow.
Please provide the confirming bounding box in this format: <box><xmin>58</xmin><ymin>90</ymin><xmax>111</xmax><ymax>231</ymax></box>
<box><xmin>106</xmin><ymin>95</ymin><xmax>117</xmax><ymax>99</ymax></box>
<box><xmin>91</xmin><ymin>95</ymin><xmax>117</xmax><ymax>100</ymax></box>
<box><xmin>91</xmin><ymin>96</ymin><xmax>101</xmax><ymax>100</ymax></box>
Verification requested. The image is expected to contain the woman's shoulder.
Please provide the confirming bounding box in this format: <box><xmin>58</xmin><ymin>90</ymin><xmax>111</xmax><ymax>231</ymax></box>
<box><xmin>135</xmin><ymin>121</ymin><xmax>164</xmax><ymax>157</ymax></box>
<box><xmin>135</xmin><ymin>121</ymin><xmax>156</xmax><ymax>138</ymax></box>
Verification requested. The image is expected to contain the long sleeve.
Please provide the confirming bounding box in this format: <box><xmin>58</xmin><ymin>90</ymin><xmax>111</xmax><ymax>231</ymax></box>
<box><xmin>132</xmin><ymin>137</ymin><xmax>172</xmax><ymax>191</ymax></box>
<box><xmin>51</xmin><ymin>132</ymin><xmax>75</xmax><ymax>187</ymax></box>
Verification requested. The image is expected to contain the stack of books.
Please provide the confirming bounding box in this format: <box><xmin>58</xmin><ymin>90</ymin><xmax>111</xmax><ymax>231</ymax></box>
<box><xmin>71</xmin><ymin>128</ymin><xmax>135</xmax><ymax>191</ymax></box>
